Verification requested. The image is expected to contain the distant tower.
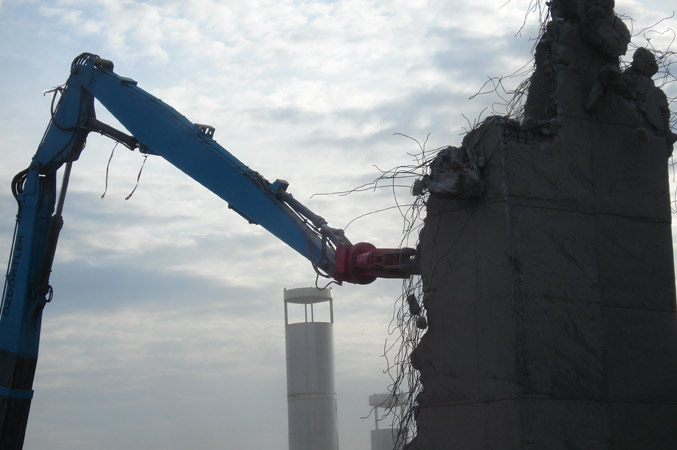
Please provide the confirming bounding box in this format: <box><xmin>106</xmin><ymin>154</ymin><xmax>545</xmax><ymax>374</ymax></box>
<box><xmin>368</xmin><ymin>393</ymin><xmax>406</xmax><ymax>450</ymax></box>
<box><xmin>284</xmin><ymin>287</ymin><xmax>338</xmax><ymax>450</ymax></box>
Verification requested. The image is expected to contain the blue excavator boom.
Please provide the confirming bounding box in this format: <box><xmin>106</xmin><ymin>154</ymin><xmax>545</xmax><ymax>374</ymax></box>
<box><xmin>0</xmin><ymin>53</ymin><xmax>416</xmax><ymax>448</ymax></box>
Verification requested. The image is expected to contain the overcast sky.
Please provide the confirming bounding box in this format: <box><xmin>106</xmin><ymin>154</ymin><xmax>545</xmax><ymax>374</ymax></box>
<box><xmin>0</xmin><ymin>1</ymin><xmax>675</xmax><ymax>449</ymax></box>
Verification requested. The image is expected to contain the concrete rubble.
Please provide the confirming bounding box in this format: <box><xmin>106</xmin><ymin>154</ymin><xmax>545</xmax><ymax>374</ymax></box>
<box><xmin>406</xmin><ymin>1</ymin><xmax>677</xmax><ymax>448</ymax></box>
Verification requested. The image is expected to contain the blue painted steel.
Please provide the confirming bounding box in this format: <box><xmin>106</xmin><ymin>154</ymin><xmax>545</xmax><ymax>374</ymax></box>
<box><xmin>0</xmin><ymin>54</ymin><xmax>343</xmax><ymax>447</ymax></box>
<box><xmin>0</xmin><ymin>164</ymin><xmax>55</xmax><ymax>356</ymax></box>
<box><xmin>76</xmin><ymin>58</ymin><xmax>334</xmax><ymax>270</ymax></box>
<box><xmin>0</xmin><ymin>386</ymin><xmax>33</xmax><ymax>400</ymax></box>
<box><xmin>2</xmin><ymin>53</ymin><xmax>339</xmax><ymax>359</ymax></box>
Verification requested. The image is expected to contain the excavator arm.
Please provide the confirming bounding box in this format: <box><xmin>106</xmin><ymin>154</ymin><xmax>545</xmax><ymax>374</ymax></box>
<box><xmin>0</xmin><ymin>53</ymin><xmax>416</xmax><ymax>448</ymax></box>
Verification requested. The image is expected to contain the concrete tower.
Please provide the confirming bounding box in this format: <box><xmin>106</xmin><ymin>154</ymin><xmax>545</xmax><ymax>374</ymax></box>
<box><xmin>368</xmin><ymin>393</ymin><xmax>406</xmax><ymax>450</ymax></box>
<box><xmin>284</xmin><ymin>287</ymin><xmax>339</xmax><ymax>450</ymax></box>
<box><xmin>407</xmin><ymin>3</ymin><xmax>677</xmax><ymax>448</ymax></box>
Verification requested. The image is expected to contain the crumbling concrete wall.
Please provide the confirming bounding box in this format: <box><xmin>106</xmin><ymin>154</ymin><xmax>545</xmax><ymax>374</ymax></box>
<box><xmin>407</xmin><ymin>2</ymin><xmax>677</xmax><ymax>449</ymax></box>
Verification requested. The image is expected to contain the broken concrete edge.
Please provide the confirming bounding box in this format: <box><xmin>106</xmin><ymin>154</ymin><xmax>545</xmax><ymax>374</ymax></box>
<box><xmin>412</xmin><ymin>49</ymin><xmax>675</xmax><ymax>205</ymax></box>
<box><xmin>410</xmin><ymin>115</ymin><xmax>559</xmax><ymax>202</ymax></box>
<box><xmin>402</xmin><ymin>2</ymin><xmax>677</xmax><ymax>449</ymax></box>
<box><xmin>524</xmin><ymin>2</ymin><xmax>675</xmax><ymax>148</ymax></box>
<box><xmin>411</xmin><ymin>144</ymin><xmax>485</xmax><ymax>199</ymax></box>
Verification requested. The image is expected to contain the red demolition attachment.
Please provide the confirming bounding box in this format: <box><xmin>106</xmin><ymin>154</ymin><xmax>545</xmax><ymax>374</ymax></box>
<box><xmin>333</xmin><ymin>242</ymin><xmax>418</xmax><ymax>285</ymax></box>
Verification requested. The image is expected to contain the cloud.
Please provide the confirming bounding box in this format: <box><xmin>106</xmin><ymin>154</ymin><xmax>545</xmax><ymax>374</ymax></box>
<box><xmin>2</xmin><ymin>1</ymin><xmax>675</xmax><ymax>449</ymax></box>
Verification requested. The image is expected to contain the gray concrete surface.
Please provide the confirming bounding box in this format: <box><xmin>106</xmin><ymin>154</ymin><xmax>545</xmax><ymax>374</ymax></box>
<box><xmin>406</xmin><ymin>3</ymin><xmax>677</xmax><ymax>449</ymax></box>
